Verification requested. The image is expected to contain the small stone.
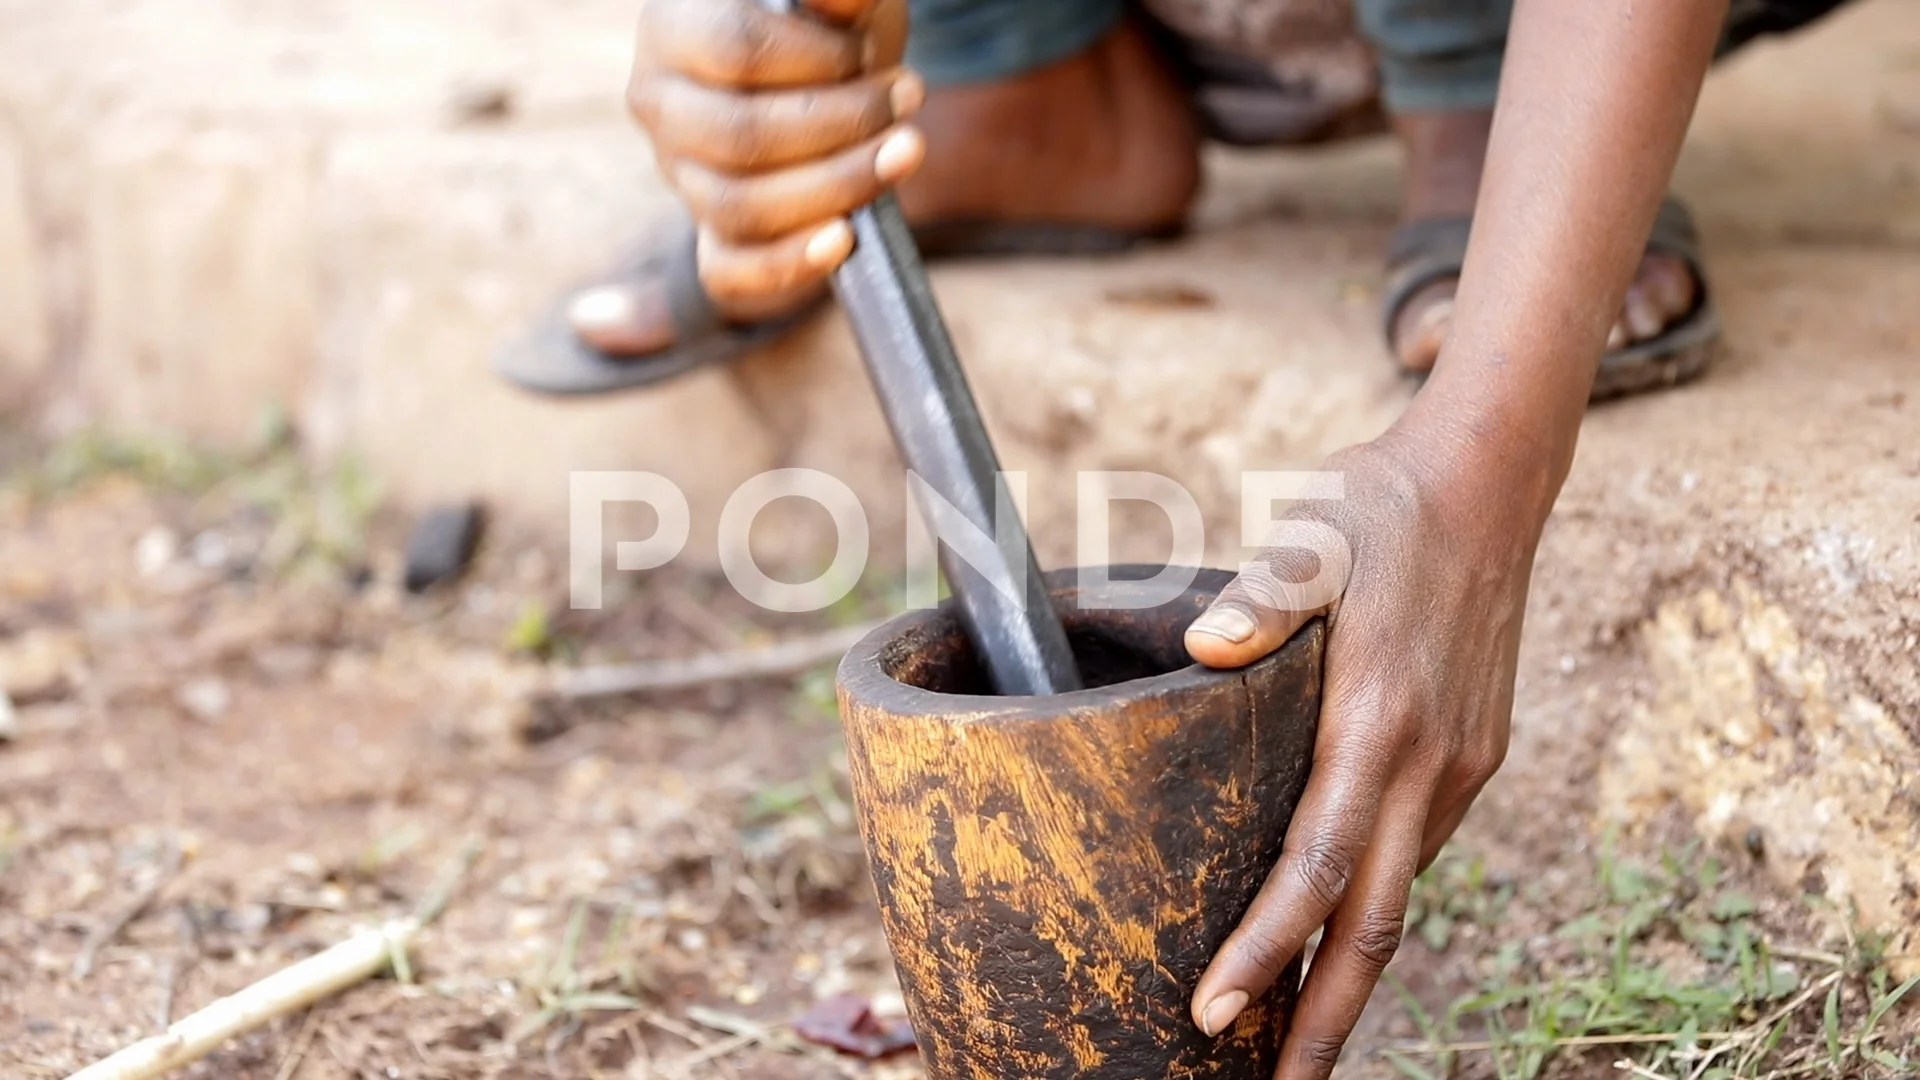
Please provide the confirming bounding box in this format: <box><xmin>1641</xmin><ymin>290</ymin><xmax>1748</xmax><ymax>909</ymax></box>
<box><xmin>404</xmin><ymin>503</ymin><xmax>486</xmax><ymax>594</ymax></box>
<box><xmin>136</xmin><ymin>527</ymin><xmax>179</xmax><ymax>577</ymax></box>
<box><xmin>189</xmin><ymin>530</ymin><xmax>232</xmax><ymax>569</ymax></box>
<box><xmin>447</xmin><ymin>76</ymin><xmax>515</xmax><ymax>125</ymax></box>
<box><xmin>175</xmin><ymin>677</ymin><xmax>232</xmax><ymax>721</ymax></box>
<box><xmin>0</xmin><ymin>630</ymin><xmax>85</xmax><ymax>703</ymax></box>
<box><xmin>225</xmin><ymin>903</ymin><xmax>274</xmax><ymax>935</ymax></box>
<box><xmin>253</xmin><ymin>644</ymin><xmax>321</xmax><ymax>681</ymax></box>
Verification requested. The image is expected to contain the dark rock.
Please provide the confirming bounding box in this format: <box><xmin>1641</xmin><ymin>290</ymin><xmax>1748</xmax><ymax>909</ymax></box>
<box><xmin>404</xmin><ymin>503</ymin><xmax>486</xmax><ymax>594</ymax></box>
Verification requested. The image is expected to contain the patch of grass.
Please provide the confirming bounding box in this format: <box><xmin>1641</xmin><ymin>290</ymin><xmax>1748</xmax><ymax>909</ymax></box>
<box><xmin>504</xmin><ymin>600</ymin><xmax>555</xmax><ymax>657</ymax></box>
<box><xmin>353</xmin><ymin>826</ymin><xmax>426</xmax><ymax>880</ymax></box>
<box><xmin>734</xmin><ymin>755</ymin><xmax>864</xmax><ymax>914</ymax></box>
<box><xmin>6</xmin><ymin>418</ymin><xmax>386</xmax><ymax>582</ymax></box>
<box><xmin>6</xmin><ymin>427</ymin><xmax>236</xmax><ymax>499</ymax></box>
<box><xmin>239</xmin><ymin>450</ymin><xmax>383</xmax><ymax>580</ymax></box>
<box><xmin>787</xmin><ymin>663</ymin><xmax>841</xmax><ymax>724</ymax></box>
<box><xmin>1406</xmin><ymin>850</ymin><xmax>1514</xmax><ymax>953</ymax></box>
<box><xmin>508</xmin><ymin>900</ymin><xmax>650</xmax><ymax>1045</ymax></box>
<box><xmin>741</xmin><ymin>758</ymin><xmax>852</xmax><ymax>831</ymax></box>
<box><xmin>502</xmin><ymin>600</ymin><xmax>585</xmax><ymax>663</ymax></box>
<box><xmin>1385</xmin><ymin>836</ymin><xmax>1918</xmax><ymax>1080</ymax></box>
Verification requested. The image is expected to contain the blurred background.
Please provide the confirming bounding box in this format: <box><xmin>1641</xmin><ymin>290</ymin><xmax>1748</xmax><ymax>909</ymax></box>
<box><xmin>2</xmin><ymin>1</ymin><xmax>1918</xmax><ymax>1077</ymax></box>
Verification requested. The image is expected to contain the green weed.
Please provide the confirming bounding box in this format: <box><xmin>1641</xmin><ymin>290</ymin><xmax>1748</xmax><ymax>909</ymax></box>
<box><xmin>1385</xmin><ymin>838</ymin><xmax>1917</xmax><ymax>1080</ymax></box>
<box><xmin>7</xmin><ymin>428</ymin><xmax>234</xmax><ymax>498</ymax></box>
<box><xmin>1406</xmin><ymin>851</ymin><xmax>1514</xmax><ymax>953</ymax></box>
<box><xmin>6</xmin><ymin>419</ymin><xmax>385</xmax><ymax>582</ymax></box>
<box><xmin>508</xmin><ymin>900</ymin><xmax>650</xmax><ymax>1044</ymax></box>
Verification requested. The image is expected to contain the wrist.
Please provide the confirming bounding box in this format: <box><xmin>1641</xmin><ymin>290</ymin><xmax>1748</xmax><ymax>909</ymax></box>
<box><xmin>1380</xmin><ymin>374</ymin><xmax>1579</xmax><ymax>544</ymax></box>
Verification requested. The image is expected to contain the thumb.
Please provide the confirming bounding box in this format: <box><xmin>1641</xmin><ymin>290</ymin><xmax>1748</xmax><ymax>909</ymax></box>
<box><xmin>1186</xmin><ymin>519</ymin><xmax>1352</xmax><ymax>669</ymax></box>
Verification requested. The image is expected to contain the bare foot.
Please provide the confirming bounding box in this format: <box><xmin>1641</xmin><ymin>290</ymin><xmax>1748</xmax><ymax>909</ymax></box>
<box><xmin>1389</xmin><ymin>110</ymin><xmax>1699</xmax><ymax>373</ymax></box>
<box><xmin>571</xmin><ymin>18</ymin><xmax>1200</xmax><ymax>357</ymax></box>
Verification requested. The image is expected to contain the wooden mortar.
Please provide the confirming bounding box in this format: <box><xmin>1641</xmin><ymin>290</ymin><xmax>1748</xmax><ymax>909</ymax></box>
<box><xmin>836</xmin><ymin>566</ymin><xmax>1324</xmax><ymax>1079</ymax></box>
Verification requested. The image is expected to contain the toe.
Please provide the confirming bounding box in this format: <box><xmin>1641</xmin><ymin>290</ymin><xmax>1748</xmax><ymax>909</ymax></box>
<box><xmin>568</xmin><ymin>282</ymin><xmax>679</xmax><ymax>358</ymax></box>
<box><xmin>1608</xmin><ymin>252</ymin><xmax>1700</xmax><ymax>351</ymax></box>
<box><xmin>1621</xmin><ymin>284</ymin><xmax>1664</xmax><ymax>343</ymax></box>
<box><xmin>1392</xmin><ymin>281</ymin><xmax>1458</xmax><ymax>374</ymax></box>
<box><xmin>1638</xmin><ymin>253</ymin><xmax>1698</xmax><ymax>322</ymax></box>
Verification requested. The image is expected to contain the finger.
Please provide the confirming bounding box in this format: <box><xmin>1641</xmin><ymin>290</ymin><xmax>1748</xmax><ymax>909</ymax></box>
<box><xmin>1417</xmin><ymin>799</ymin><xmax>1470</xmax><ymax>872</ymax></box>
<box><xmin>641</xmin><ymin>0</ymin><xmax>865</xmax><ymax>90</ymax></box>
<box><xmin>862</xmin><ymin>0</ymin><xmax>910</xmax><ymax>69</ymax></box>
<box><xmin>1276</xmin><ymin>807</ymin><xmax>1425</xmax><ymax>1080</ymax></box>
<box><xmin>802</xmin><ymin>0</ymin><xmax>887</xmax><ymax>22</ymax></box>
<box><xmin>1415</xmin><ymin>742</ymin><xmax>1506</xmax><ymax>870</ymax></box>
<box><xmin>793</xmin><ymin>0</ymin><xmax>907</xmax><ymax>68</ymax></box>
<box><xmin>1189</xmin><ymin>744</ymin><xmax>1391</xmax><ymax>1036</ymax></box>
<box><xmin>632</xmin><ymin>68</ymin><xmax>924</xmax><ymax>172</ymax></box>
<box><xmin>672</xmin><ymin>124</ymin><xmax>924</xmax><ymax>244</ymax></box>
<box><xmin>698</xmin><ymin>219</ymin><xmax>853</xmax><ymax>310</ymax></box>
<box><xmin>1186</xmin><ymin>518</ymin><xmax>1353</xmax><ymax>669</ymax></box>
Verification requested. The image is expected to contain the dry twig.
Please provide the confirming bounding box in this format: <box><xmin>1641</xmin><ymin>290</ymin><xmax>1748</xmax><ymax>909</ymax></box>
<box><xmin>1390</xmin><ymin>1030</ymin><xmax>1745</xmax><ymax>1055</ymax></box>
<box><xmin>76</xmin><ymin>841</ymin><xmax>183</xmax><ymax>979</ymax></box>
<box><xmin>269</xmin><ymin>1008</ymin><xmax>324</xmax><ymax>1080</ymax></box>
<box><xmin>63</xmin><ymin>920</ymin><xmax>416</xmax><ymax>1080</ymax></box>
<box><xmin>552</xmin><ymin>623</ymin><xmax>879</xmax><ymax>700</ymax></box>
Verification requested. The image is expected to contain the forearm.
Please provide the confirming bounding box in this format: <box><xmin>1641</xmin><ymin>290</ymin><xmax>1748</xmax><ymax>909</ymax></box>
<box><xmin>1396</xmin><ymin>0</ymin><xmax>1727</xmax><ymax>527</ymax></box>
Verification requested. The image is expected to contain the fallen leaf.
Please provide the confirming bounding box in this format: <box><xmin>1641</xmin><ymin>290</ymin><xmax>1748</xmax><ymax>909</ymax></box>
<box><xmin>792</xmin><ymin>993</ymin><xmax>917</xmax><ymax>1059</ymax></box>
<box><xmin>1105</xmin><ymin>284</ymin><xmax>1217</xmax><ymax>311</ymax></box>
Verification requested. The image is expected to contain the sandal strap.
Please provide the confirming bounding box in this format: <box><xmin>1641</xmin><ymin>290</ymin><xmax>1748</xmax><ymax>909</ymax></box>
<box><xmin>1645</xmin><ymin>197</ymin><xmax>1703</xmax><ymax>270</ymax></box>
<box><xmin>660</xmin><ymin>216</ymin><xmax>724</xmax><ymax>342</ymax></box>
<box><xmin>1379</xmin><ymin>197</ymin><xmax>1711</xmax><ymax>351</ymax></box>
<box><xmin>1379</xmin><ymin>216</ymin><xmax>1472</xmax><ymax>349</ymax></box>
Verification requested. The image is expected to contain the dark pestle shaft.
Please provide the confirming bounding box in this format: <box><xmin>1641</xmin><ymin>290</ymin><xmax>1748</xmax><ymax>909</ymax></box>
<box><xmin>830</xmin><ymin>197</ymin><xmax>1082</xmax><ymax>696</ymax></box>
<box><xmin>755</xmin><ymin>0</ymin><xmax>1080</xmax><ymax>695</ymax></box>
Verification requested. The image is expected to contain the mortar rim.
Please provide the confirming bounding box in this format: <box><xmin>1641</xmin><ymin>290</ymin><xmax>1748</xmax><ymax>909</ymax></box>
<box><xmin>836</xmin><ymin>565</ymin><xmax>1319</xmax><ymax>719</ymax></box>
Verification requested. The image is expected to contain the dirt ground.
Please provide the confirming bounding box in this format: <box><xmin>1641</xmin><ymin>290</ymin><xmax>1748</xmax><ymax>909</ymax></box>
<box><xmin>2</xmin><ymin>387</ymin><xmax>1914</xmax><ymax>1080</ymax></box>
<box><xmin>5</xmin><ymin>3</ymin><xmax>1920</xmax><ymax>1079</ymax></box>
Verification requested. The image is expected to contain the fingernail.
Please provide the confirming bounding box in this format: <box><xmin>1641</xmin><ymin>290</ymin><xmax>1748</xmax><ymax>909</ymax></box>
<box><xmin>1200</xmin><ymin>990</ymin><xmax>1250</xmax><ymax>1036</ymax></box>
<box><xmin>805</xmin><ymin>220</ymin><xmax>853</xmax><ymax>269</ymax></box>
<box><xmin>568</xmin><ymin>287</ymin><xmax>633</xmax><ymax>332</ymax></box>
<box><xmin>874</xmin><ymin>127</ymin><xmax>925</xmax><ymax>183</ymax></box>
<box><xmin>1189</xmin><ymin>609</ymin><xmax>1257</xmax><ymax>645</ymax></box>
<box><xmin>890</xmin><ymin>71</ymin><xmax>926</xmax><ymax>119</ymax></box>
